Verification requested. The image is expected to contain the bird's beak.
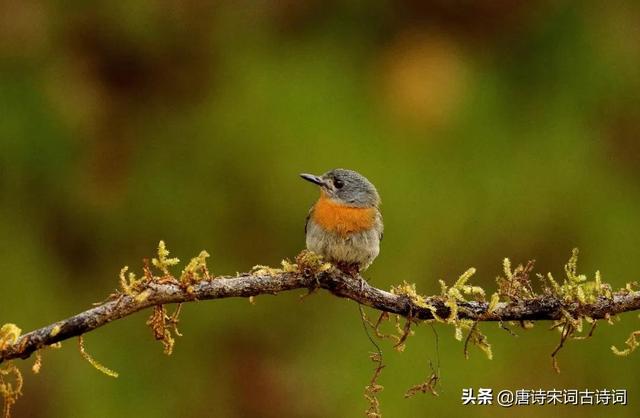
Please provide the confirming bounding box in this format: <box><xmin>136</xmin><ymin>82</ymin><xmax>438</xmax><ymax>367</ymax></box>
<box><xmin>300</xmin><ymin>173</ymin><xmax>325</xmax><ymax>187</ymax></box>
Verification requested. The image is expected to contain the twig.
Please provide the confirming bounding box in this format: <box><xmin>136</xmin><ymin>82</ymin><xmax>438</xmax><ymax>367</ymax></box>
<box><xmin>2</xmin><ymin>268</ymin><xmax>640</xmax><ymax>364</ymax></box>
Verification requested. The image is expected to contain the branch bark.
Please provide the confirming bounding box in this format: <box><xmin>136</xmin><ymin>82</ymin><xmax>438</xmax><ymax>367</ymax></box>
<box><xmin>2</xmin><ymin>268</ymin><xmax>640</xmax><ymax>364</ymax></box>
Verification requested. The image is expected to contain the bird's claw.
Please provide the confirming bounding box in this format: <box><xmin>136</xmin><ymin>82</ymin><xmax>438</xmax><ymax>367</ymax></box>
<box><xmin>335</xmin><ymin>262</ymin><xmax>366</xmax><ymax>292</ymax></box>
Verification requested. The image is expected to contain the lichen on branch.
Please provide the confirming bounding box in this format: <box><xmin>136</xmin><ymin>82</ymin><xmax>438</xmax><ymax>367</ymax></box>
<box><xmin>0</xmin><ymin>243</ymin><xmax>639</xmax><ymax>418</ymax></box>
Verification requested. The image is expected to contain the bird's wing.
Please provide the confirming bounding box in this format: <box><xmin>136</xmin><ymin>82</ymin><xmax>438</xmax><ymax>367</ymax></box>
<box><xmin>304</xmin><ymin>206</ymin><xmax>314</xmax><ymax>235</ymax></box>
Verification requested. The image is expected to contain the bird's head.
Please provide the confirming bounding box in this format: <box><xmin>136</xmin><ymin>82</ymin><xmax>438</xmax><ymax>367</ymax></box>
<box><xmin>300</xmin><ymin>168</ymin><xmax>380</xmax><ymax>208</ymax></box>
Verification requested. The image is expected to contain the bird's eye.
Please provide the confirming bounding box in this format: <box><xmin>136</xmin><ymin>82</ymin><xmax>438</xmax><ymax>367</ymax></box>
<box><xmin>334</xmin><ymin>179</ymin><xmax>344</xmax><ymax>189</ymax></box>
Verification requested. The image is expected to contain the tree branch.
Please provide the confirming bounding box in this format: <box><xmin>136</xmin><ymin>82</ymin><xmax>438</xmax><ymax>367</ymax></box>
<box><xmin>2</xmin><ymin>267</ymin><xmax>640</xmax><ymax>364</ymax></box>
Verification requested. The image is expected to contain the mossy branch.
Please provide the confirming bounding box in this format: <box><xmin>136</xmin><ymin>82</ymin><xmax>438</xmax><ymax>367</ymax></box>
<box><xmin>1</xmin><ymin>251</ymin><xmax>640</xmax><ymax>365</ymax></box>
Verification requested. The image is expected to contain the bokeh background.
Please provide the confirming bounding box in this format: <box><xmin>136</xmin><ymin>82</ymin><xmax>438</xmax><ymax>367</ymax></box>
<box><xmin>1</xmin><ymin>1</ymin><xmax>640</xmax><ymax>417</ymax></box>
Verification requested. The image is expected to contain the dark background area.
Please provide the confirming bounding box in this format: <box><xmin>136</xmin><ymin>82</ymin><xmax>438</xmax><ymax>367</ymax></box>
<box><xmin>1</xmin><ymin>1</ymin><xmax>639</xmax><ymax>417</ymax></box>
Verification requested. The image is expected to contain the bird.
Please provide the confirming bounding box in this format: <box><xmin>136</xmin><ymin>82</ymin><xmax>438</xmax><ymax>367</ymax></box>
<box><xmin>300</xmin><ymin>168</ymin><xmax>383</xmax><ymax>275</ymax></box>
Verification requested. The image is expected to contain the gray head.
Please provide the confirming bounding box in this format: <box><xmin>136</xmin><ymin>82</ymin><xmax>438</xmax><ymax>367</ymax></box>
<box><xmin>300</xmin><ymin>168</ymin><xmax>380</xmax><ymax>207</ymax></box>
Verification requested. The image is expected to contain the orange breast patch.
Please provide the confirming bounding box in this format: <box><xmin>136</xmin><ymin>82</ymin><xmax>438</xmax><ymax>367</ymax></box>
<box><xmin>312</xmin><ymin>194</ymin><xmax>376</xmax><ymax>236</ymax></box>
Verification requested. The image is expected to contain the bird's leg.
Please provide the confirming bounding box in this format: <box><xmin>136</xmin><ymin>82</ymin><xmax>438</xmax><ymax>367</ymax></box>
<box><xmin>337</xmin><ymin>262</ymin><xmax>365</xmax><ymax>292</ymax></box>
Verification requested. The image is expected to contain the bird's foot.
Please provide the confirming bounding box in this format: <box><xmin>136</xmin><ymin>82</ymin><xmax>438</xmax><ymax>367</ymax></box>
<box><xmin>357</xmin><ymin>276</ymin><xmax>367</xmax><ymax>293</ymax></box>
<box><xmin>336</xmin><ymin>261</ymin><xmax>360</xmax><ymax>277</ymax></box>
<box><xmin>336</xmin><ymin>262</ymin><xmax>366</xmax><ymax>292</ymax></box>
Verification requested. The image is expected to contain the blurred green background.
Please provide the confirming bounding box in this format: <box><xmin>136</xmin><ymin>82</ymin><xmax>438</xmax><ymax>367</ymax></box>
<box><xmin>1</xmin><ymin>1</ymin><xmax>640</xmax><ymax>417</ymax></box>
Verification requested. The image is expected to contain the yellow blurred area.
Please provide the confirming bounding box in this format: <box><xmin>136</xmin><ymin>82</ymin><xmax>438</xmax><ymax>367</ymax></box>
<box><xmin>377</xmin><ymin>30</ymin><xmax>468</xmax><ymax>129</ymax></box>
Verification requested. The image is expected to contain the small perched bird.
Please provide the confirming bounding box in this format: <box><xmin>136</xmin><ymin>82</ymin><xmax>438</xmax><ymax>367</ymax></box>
<box><xmin>300</xmin><ymin>168</ymin><xmax>383</xmax><ymax>274</ymax></box>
